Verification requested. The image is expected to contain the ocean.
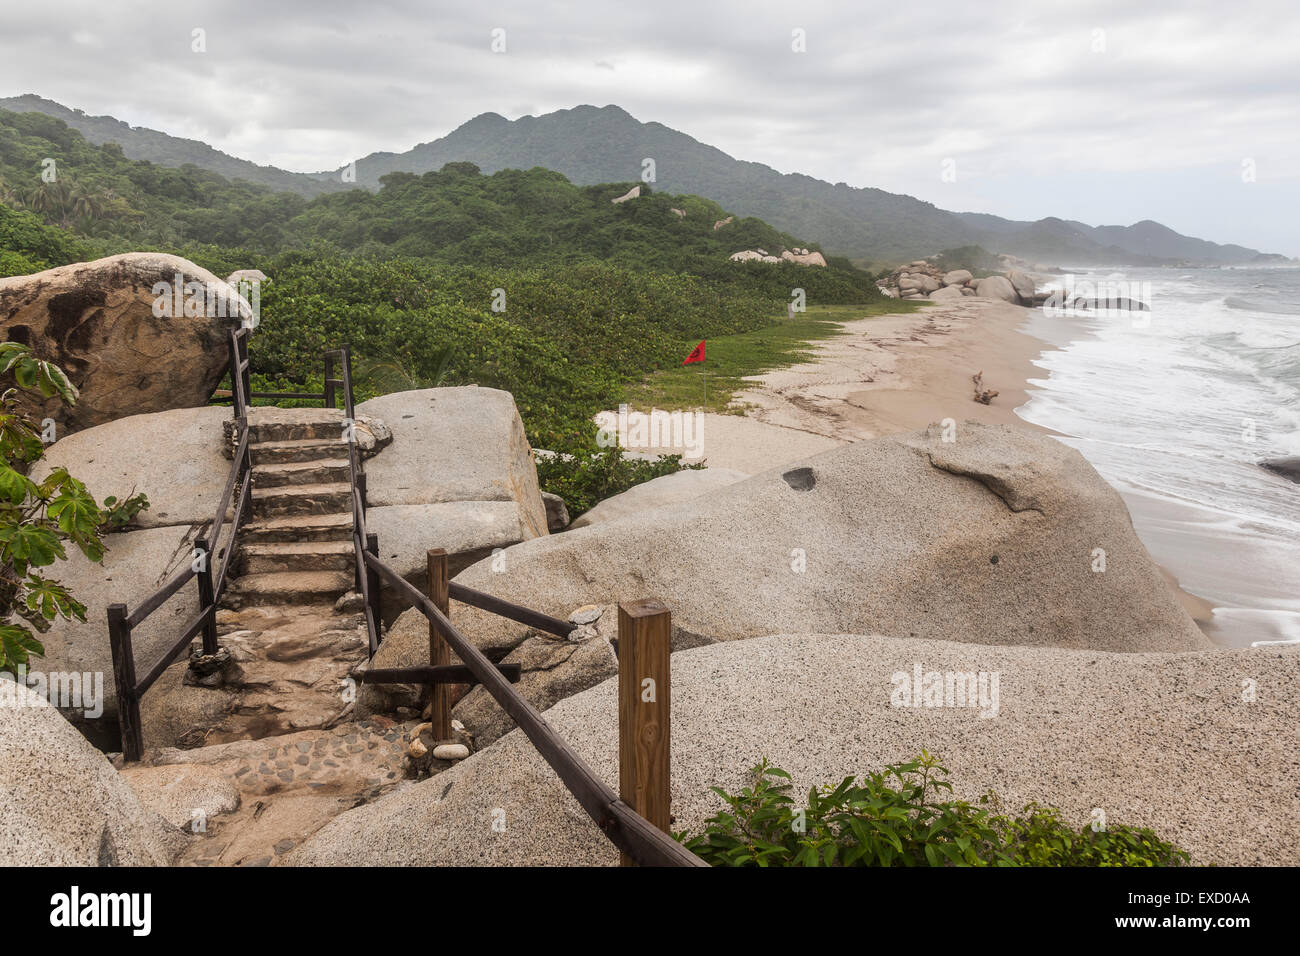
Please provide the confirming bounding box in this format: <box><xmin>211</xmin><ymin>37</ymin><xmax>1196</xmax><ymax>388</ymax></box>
<box><xmin>1017</xmin><ymin>265</ymin><xmax>1300</xmax><ymax>648</ymax></box>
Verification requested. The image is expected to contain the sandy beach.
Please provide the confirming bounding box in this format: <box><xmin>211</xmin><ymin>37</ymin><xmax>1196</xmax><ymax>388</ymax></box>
<box><xmin>611</xmin><ymin>297</ymin><xmax>1218</xmax><ymax>628</ymax></box>
<box><xmin>617</xmin><ymin>298</ymin><xmax>1048</xmax><ymax>473</ymax></box>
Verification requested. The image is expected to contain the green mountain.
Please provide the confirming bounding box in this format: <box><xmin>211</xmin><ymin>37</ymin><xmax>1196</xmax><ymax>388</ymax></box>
<box><xmin>323</xmin><ymin>104</ymin><xmax>1277</xmax><ymax>266</ymax></box>
<box><xmin>2</xmin><ymin>96</ymin><xmax>1283</xmax><ymax>265</ymax></box>
<box><xmin>0</xmin><ymin>107</ymin><xmax>881</xmax><ymax>292</ymax></box>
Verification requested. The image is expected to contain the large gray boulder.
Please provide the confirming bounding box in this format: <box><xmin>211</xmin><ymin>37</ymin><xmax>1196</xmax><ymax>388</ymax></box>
<box><xmin>366</xmin><ymin>501</ymin><xmax>540</xmax><ymax>620</ymax></box>
<box><xmin>364</xmin><ymin>423</ymin><xmax>1207</xmax><ymax>743</ymax></box>
<box><xmin>118</xmin><ymin>763</ymin><xmax>240</xmax><ymax>831</ymax></box>
<box><xmin>355</xmin><ymin>387</ymin><xmax>547</xmax><ymax>531</ymax></box>
<box><xmin>1006</xmin><ymin>270</ymin><xmax>1036</xmax><ymax>302</ymax></box>
<box><xmin>288</xmin><ymin>635</ymin><xmax>1300</xmax><ymax>867</ymax></box>
<box><xmin>928</xmin><ymin>285</ymin><xmax>966</xmax><ymax>302</ymax></box>
<box><xmin>570</xmin><ymin>468</ymin><xmax>749</xmax><ymax>529</ymax></box>
<box><xmin>899</xmin><ymin>273</ymin><xmax>940</xmax><ymax>294</ymax></box>
<box><xmin>431</xmin><ymin>423</ymin><xmax>1208</xmax><ymax>659</ymax></box>
<box><xmin>541</xmin><ymin>492</ymin><xmax>570</xmax><ymax>532</ymax></box>
<box><xmin>0</xmin><ymin>681</ymin><xmax>185</xmax><ymax>865</ymax></box>
<box><xmin>942</xmin><ymin>269</ymin><xmax>973</xmax><ymax>286</ymax></box>
<box><xmin>354</xmin><ymin>386</ymin><xmax>549</xmax><ymax>616</ymax></box>
<box><xmin>0</xmin><ymin>253</ymin><xmax>247</xmax><ymax>433</ymax></box>
<box><xmin>32</xmin><ymin>405</ymin><xmax>232</xmax><ymax>529</ymax></box>
<box><xmin>35</xmin><ymin>522</ymin><xmax>234</xmax><ymax>743</ymax></box>
<box><xmin>974</xmin><ymin>275</ymin><xmax>1019</xmax><ymax>303</ymax></box>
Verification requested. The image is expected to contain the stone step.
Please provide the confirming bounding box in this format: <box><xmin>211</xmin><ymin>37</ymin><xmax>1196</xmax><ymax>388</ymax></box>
<box><xmin>224</xmin><ymin>570</ymin><xmax>354</xmax><ymax>607</ymax></box>
<box><xmin>251</xmin><ymin>482</ymin><xmax>352</xmax><ymax>518</ymax></box>
<box><xmin>238</xmin><ymin>540</ymin><xmax>356</xmax><ymax>575</ymax></box>
<box><xmin>250</xmin><ymin>438</ymin><xmax>351</xmax><ymax>466</ymax></box>
<box><xmin>255</xmin><ymin>459</ymin><xmax>351</xmax><ymax>488</ymax></box>
<box><xmin>241</xmin><ymin>513</ymin><xmax>355</xmax><ymax>544</ymax></box>
<box><xmin>246</xmin><ymin>407</ymin><xmax>348</xmax><ymax>445</ymax></box>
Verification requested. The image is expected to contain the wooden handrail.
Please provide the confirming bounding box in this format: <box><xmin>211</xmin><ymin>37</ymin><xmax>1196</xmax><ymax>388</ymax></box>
<box><xmin>447</xmin><ymin>582</ymin><xmax>577</xmax><ymax>639</ymax></box>
<box><xmin>362</xmin><ymin>551</ymin><xmax>703</xmax><ymax>867</ymax></box>
<box><xmin>124</xmin><ymin>566</ymin><xmax>196</xmax><ymax>628</ymax></box>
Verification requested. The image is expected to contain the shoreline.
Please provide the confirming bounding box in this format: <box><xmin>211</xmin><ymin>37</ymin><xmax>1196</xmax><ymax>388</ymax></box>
<box><xmin>607</xmin><ymin>297</ymin><xmax>1219</xmax><ymax>632</ymax></box>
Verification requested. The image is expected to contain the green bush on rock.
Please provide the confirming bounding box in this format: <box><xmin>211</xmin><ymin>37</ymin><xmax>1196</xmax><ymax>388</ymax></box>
<box><xmin>679</xmin><ymin>752</ymin><xmax>1190</xmax><ymax>867</ymax></box>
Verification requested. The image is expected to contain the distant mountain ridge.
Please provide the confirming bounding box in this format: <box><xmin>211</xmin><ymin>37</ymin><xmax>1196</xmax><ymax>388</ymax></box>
<box><xmin>0</xmin><ymin>94</ymin><xmax>341</xmax><ymax>198</ymax></box>
<box><xmin>2</xmin><ymin>95</ymin><xmax>1284</xmax><ymax>266</ymax></box>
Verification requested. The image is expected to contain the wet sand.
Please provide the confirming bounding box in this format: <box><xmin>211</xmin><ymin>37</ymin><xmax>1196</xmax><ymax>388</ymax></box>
<box><xmin>608</xmin><ymin>296</ymin><xmax>1218</xmax><ymax>629</ymax></box>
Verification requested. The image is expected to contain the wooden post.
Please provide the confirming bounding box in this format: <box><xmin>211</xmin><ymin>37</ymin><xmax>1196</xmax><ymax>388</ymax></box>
<box><xmin>227</xmin><ymin>331</ymin><xmax>242</xmax><ymax>419</ymax></box>
<box><xmin>341</xmin><ymin>344</ymin><xmax>354</xmax><ymax>418</ymax></box>
<box><xmin>107</xmin><ymin>604</ymin><xmax>143</xmax><ymax>762</ymax></box>
<box><xmin>365</xmin><ymin>532</ymin><xmax>381</xmax><ymax>647</ymax></box>
<box><xmin>425</xmin><ymin>548</ymin><xmax>451</xmax><ymax>739</ymax></box>
<box><xmin>237</xmin><ymin>331</ymin><xmax>251</xmax><ymax>410</ymax></box>
<box><xmin>323</xmin><ymin>352</ymin><xmax>335</xmax><ymax>409</ymax></box>
<box><xmin>617</xmin><ymin>598</ymin><xmax>672</xmax><ymax>866</ymax></box>
<box><xmin>195</xmin><ymin>541</ymin><xmax>218</xmax><ymax>655</ymax></box>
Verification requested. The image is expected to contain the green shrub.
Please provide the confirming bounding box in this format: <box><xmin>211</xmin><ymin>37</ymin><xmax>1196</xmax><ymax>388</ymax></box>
<box><xmin>534</xmin><ymin>447</ymin><xmax>702</xmax><ymax>519</ymax></box>
<box><xmin>0</xmin><ymin>344</ymin><xmax>148</xmax><ymax>672</ymax></box>
<box><xmin>679</xmin><ymin>752</ymin><xmax>1190</xmax><ymax>867</ymax></box>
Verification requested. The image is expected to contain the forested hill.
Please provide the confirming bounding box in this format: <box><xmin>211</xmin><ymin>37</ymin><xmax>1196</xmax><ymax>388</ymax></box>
<box><xmin>0</xmin><ymin>94</ymin><xmax>339</xmax><ymax>197</ymax></box>
<box><xmin>0</xmin><ymin>108</ymin><xmax>866</xmax><ymax>279</ymax></box>
<box><xmin>329</xmin><ymin>105</ymin><xmax>1278</xmax><ymax>266</ymax></box>
<box><xmin>0</xmin><ymin>107</ymin><xmax>883</xmax><ymax>460</ymax></box>
<box><xmin>5</xmin><ymin>97</ymin><xmax>1280</xmax><ymax>266</ymax></box>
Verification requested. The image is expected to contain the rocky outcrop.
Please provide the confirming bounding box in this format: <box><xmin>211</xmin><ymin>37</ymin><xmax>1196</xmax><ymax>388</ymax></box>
<box><xmin>974</xmin><ymin>274</ymin><xmax>1019</xmax><ymax>303</ymax></box>
<box><xmin>432</xmin><ymin>422</ymin><xmax>1208</xmax><ymax>662</ymax></box>
<box><xmin>1006</xmin><ymin>270</ymin><xmax>1036</xmax><ymax>301</ymax></box>
<box><xmin>0</xmin><ymin>681</ymin><xmax>185</xmax><ymax>865</ymax></box>
<box><xmin>541</xmin><ymin>492</ymin><xmax>570</xmax><ymax>532</ymax></box>
<box><xmin>33</xmin><ymin>405</ymin><xmax>232</xmax><ymax>530</ymax></box>
<box><xmin>0</xmin><ymin>253</ymin><xmax>248</xmax><ymax>433</ymax></box>
<box><xmin>1261</xmin><ymin>456</ymin><xmax>1300</xmax><ymax>484</ymax></box>
<box><xmin>353</xmin><ymin>387</ymin><xmax>549</xmax><ymax>614</ymax></box>
<box><xmin>359</xmin><ymin>423</ymin><xmax>1207</xmax><ymax>741</ymax></box>
<box><xmin>355</xmin><ymin>388</ymin><xmax>546</xmax><ymax>529</ymax></box>
<box><xmin>118</xmin><ymin>763</ymin><xmax>240</xmax><ymax>830</ymax></box>
<box><xmin>570</xmin><ymin>467</ymin><xmax>749</xmax><ymax>529</ymax></box>
<box><xmin>729</xmin><ymin>247</ymin><xmax>826</xmax><ymax>267</ymax></box>
<box><xmin>32</xmin><ymin>521</ymin><xmax>234</xmax><ymax>740</ymax></box>
<box><xmin>877</xmin><ymin>258</ymin><xmax>1041</xmax><ymax>306</ymax></box>
<box><xmin>225</xmin><ymin>269</ymin><xmax>267</xmax><ymax>287</ymax></box>
<box><xmin>287</xmin><ymin>635</ymin><xmax>1300</xmax><ymax>867</ymax></box>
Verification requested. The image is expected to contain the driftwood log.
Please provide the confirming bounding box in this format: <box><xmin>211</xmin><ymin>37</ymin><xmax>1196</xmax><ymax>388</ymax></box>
<box><xmin>972</xmin><ymin>371</ymin><xmax>999</xmax><ymax>405</ymax></box>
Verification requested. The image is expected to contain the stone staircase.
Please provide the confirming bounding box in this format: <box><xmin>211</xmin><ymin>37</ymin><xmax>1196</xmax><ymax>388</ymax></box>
<box><xmin>226</xmin><ymin>409</ymin><xmax>358</xmax><ymax>609</ymax></box>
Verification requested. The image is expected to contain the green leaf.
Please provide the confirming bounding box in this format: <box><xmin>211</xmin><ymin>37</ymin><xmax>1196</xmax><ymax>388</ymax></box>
<box><xmin>0</xmin><ymin>623</ymin><xmax>44</xmax><ymax>670</ymax></box>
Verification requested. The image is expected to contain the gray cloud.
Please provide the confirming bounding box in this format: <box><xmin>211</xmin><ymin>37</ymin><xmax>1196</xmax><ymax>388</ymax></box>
<box><xmin>0</xmin><ymin>0</ymin><xmax>1296</xmax><ymax>252</ymax></box>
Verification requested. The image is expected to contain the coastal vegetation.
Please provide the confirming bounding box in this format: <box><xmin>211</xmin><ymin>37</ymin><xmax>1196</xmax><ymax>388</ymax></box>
<box><xmin>0</xmin><ymin>345</ymin><xmax>147</xmax><ymax>672</ymax></box>
<box><xmin>681</xmin><ymin>753</ymin><xmax>1190</xmax><ymax>867</ymax></box>
<box><xmin>0</xmin><ymin>109</ymin><xmax>886</xmax><ymax>503</ymax></box>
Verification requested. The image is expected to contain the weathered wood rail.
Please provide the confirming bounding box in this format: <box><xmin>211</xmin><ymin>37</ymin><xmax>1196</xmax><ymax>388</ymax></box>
<box><xmin>107</xmin><ymin>326</ymin><xmax>256</xmax><ymax>762</ymax></box>
<box><xmin>111</xmin><ymin>332</ymin><xmax>701</xmax><ymax>866</ymax></box>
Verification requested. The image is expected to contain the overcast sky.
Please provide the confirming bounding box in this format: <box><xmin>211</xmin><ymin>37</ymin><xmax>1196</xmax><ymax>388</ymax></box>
<box><xmin>2</xmin><ymin>0</ymin><xmax>1297</xmax><ymax>254</ymax></box>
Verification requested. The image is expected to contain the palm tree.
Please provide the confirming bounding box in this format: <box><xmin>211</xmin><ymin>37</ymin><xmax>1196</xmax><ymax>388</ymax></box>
<box><xmin>68</xmin><ymin>185</ymin><xmax>103</xmax><ymax>224</ymax></box>
<box><xmin>23</xmin><ymin>184</ymin><xmax>52</xmax><ymax>218</ymax></box>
